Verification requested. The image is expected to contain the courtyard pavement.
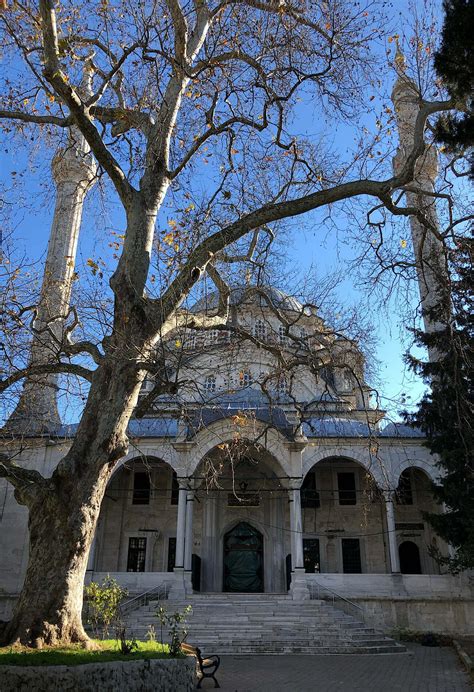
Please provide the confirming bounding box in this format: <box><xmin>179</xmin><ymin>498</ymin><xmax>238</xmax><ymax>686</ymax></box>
<box><xmin>197</xmin><ymin>644</ymin><xmax>471</xmax><ymax>691</ymax></box>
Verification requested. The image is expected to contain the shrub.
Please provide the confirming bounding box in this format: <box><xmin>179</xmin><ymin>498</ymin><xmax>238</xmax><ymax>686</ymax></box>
<box><xmin>84</xmin><ymin>576</ymin><xmax>128</xmax><ymax>638</ymax></box>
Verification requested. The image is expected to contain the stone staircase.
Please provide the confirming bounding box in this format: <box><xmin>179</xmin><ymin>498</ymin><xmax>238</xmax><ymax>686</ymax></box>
<box><xmin>124</xmin><ymin>593</ymin><xmax>406</xmax><ymax>655</ymax></box>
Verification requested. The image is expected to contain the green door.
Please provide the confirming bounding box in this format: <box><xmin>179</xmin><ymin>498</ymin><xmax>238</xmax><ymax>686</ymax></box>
<box><xmin>223</xmin><ymin>522</ymin><xmax>264</xmax><ymax>592</ymax></box>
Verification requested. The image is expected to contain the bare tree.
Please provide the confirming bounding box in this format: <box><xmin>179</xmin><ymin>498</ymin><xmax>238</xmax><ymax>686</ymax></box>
<box><xmin>0</xmin><ymin>0</ymin><xmax>462</xmax><ymax>646</ymax></box>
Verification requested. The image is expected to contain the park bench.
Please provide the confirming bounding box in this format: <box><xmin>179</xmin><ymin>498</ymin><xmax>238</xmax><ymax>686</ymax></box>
<box><xmin>181</xmin><ymin>642</ymin><xmax>220</xmax><ymax>688</ymax></box>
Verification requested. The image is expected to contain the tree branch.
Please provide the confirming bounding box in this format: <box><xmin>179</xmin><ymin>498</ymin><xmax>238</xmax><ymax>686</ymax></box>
<box><xmin>0</xmin><ymin>453</ymin><xmax>48</xmax><ymax>501</ymax></box>
<box><xmin>38</xmin><ymin>0</ymin><xmax>135</xmax><ymax>207</ymax></box>
<box><xmin>0</xmin><ymin>109</ymin><xmax>72</xmax><ymax>127</ymax></box>
<box><xmin>1</xmin><ymin>363</ymin><xmax>95</xmax><ymax>393</ymax></box>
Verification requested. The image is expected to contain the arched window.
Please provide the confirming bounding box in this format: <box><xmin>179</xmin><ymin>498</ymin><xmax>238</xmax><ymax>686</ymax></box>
<box><xmin>204</xmin><ymin>374</ymin><xmax>216</xmax><ymax>393</ymax></box>
<box><xmin>399</xmin><ymin>541</ymin><xmax>422</xmax><ymax>574</ymax></box>
<box><xmin>254</xmin><ymin>319</ymin><xmax>266</xmax><ymax>341</ymax></box>
<box><xmin>396</xmin><ymin>469</ymin><xmax>413</xmax><ymax>505</ymax></box>
<box><xmin>239</xmin><ymin>371</ymin><xmax>252</xmax><ymax>388</ymax></box>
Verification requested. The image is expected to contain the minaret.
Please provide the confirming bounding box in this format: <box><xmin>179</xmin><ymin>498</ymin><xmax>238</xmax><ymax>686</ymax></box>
<box><xmin>5</xmin><ymin>66</ymin><xmax>97</xmax><ymax>433</ymax></box>
<box><xmin>391</xmin><ymin>48</ymin><xmax>448</xmax><ymax>351</ymax></box>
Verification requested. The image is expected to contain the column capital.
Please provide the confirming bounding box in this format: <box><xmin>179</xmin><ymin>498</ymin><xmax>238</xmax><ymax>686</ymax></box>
<box><xmin>176</xmin><ymin>476</ymin><xmax>190</xmax><ymax>490</ymax></box>
<box><xmin>288</xmin><ymin>478</ymin><xmax>303</xmax><ymax>491</ymax></box>
<box><xmin>383</xmin><ymin>489</ymin><xmax>396</xmax><ymax>503</ymax></box>
<box><xmin>52</xmin><ymin>141</ymin><xmax>97</xmax><ymax>186</ymax></box>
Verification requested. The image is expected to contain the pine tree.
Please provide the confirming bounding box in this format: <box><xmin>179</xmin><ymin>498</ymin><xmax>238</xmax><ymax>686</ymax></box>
<box><xmin>434</xmin><ymin>0</ymin><xmax>474</xmax><ymax>177</ymax></box>
<box><xmin>405</xmin><ymin>238</ymin><xmax>474</xmax><ymax>572</ymax></box>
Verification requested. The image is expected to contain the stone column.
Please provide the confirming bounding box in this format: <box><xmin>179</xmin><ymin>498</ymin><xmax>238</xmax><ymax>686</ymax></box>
<box><xmin>289</xmin><ymin>484</ymin><xmax>304</xmax><ymax>569</ymax></box>
<box><xmin>174</xmin><ymin>479</ymin><xmax>188</xmax><ymax>570</ymax></box>
<box><xmin>384</xmin><ymin>491</ymin><xmax>400</xmax><ymax>573</ymax></box>
<box><xmin>202</xmin><ymin>492</ymin><xmax>218</xmax><ymax>592</ymax></box>
<box><xmin>184</xmin><ymin>488</ymin><xmax>195</xmax><ymax>572</ymax></box>
<box><xmin>288</xmin><ymin>479</ymin><xmax>309</xmax><ymax>600</ymax></box>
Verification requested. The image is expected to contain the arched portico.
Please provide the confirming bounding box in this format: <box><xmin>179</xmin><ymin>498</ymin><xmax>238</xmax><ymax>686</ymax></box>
<box><xmin>187</xmin><ymin>417</ymin><xmax>297</xmax><ymax>478</ymax></box>
<box><xmin>190</xmin><ymin>440</ymin><xmax>291</xmax><ymax>593</ymax></box>
<box><xmin>92</xmin><ymin>455</ymin><xmax>181</xmax><ymax>576</ymax></box>
<box><xmin>393</xmin><ymin>466</ymin><xmax>445</xmax><ymax>575</ymax></box>
<box><xmin>300</xmin><ymin>455</ymin><xmax>391</xmax><ymax>575</ymax></box>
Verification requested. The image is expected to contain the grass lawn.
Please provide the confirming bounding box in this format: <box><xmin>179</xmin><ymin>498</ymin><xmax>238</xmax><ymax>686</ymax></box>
<box><xmin>0</xmin><ymin>639</ymin><xmax>174</xmax><ymax>666</ymax></box>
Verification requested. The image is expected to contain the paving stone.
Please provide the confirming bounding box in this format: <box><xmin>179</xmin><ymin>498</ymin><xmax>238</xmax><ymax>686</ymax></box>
<box><xmin>203</xmin><ymin>643</ymin><xmax>471</xmax><ymax>691</ymax></box>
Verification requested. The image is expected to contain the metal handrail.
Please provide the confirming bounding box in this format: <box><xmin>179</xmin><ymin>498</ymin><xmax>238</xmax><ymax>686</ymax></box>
<box><xmin>119</xmin><ymin>583</ymin><xmax>170</xmax><ymax>616</ymax></box>
<box><xmin>309</xmin><ymin>580</ymin><xmax>363</xmax><ymax>612</ymax></box>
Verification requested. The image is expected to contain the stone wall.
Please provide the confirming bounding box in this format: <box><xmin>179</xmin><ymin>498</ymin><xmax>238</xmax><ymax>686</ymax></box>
<box><xmin>355</xmin><ymin>597</ymin><xmax>474</xmax><ymax>636</ymax></box>
<box><xmin>0</xmin><ymin>657</ymin><xmax>196</xmax><ymax>692</ymax></box>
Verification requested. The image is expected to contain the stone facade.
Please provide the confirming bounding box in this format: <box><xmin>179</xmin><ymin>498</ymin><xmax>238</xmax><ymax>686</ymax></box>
<box><xmin>1</xmin><ymin>285</ymin><xmax>471</xmax><ymax>634</ymax></box>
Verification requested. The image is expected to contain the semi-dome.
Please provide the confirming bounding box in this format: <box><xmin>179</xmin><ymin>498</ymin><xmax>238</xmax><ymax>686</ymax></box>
<box><xmin>190</xmin><ymin>284</ymin><xmax>304</xmax><ymax>314</ymax></box>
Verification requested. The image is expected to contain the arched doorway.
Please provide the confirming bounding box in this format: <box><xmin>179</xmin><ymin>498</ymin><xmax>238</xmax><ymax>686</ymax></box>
<box><xmin>399</xmin><ymin>541</ymin><xmax>422</xmax><ymax>574</ymax></box>
<box><xmin>223</xmin><ymin>522</ymin><xmax>264</xmax><ymax>592</ymax></box>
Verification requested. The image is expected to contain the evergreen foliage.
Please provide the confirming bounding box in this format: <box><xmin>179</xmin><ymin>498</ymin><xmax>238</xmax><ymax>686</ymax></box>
<box><xmin>405</xmin><ymin>238</ymin><xmax>474</xmax><ymax>572</ymax></box>
<box><xmin>434</xmin><ymin>0</ymin><xmax>474</xmax><ymax>177</ymax></box>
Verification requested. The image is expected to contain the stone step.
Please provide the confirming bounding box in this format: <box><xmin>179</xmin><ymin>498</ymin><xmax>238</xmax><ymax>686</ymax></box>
<box><xmin>123</xmin><ymin>593</ymin><xmax>405</xmax><ymax>655</ymax></box>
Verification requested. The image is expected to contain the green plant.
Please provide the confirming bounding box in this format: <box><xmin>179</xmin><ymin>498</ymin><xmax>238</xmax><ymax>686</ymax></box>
<box><xmin>116</xmin><ymin>627</ymin><xmax>139</xmax><ymax>655</ymax></box>
<box><xmin>156</xmin><ymin>606</ymin><xmax>167</xmax><ymax>648</ymax></box>
<box><xmin>155</xmin><ymin>605</ymin><xmax>192</xmax><ymax>657</ymax></box>
<box><xmin>84</xmin><ymin>575</ymin><xmax>128</xmax><ymax>638</ymax></box>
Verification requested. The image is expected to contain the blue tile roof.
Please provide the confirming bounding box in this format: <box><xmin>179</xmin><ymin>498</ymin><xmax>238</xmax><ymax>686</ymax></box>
<box><xmin>37</xmin><ymin>416</ymin><xmax>424</xmax><ymax>441</ymax></box>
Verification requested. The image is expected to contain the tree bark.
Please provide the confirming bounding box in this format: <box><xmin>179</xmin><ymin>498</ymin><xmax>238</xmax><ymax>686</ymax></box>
<box><xmin>2</xmin><ymin>473</ymin><xmax>108</xmax><ymax>646</ymax></box>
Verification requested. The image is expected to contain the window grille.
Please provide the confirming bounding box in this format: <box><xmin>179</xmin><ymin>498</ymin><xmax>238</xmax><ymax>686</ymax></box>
<box><xmin>239</xmin><ymin>371</ymin><xmax>252</xmax><ymax>388</ymax></box>
<box><xmin>254</xmin><ymin>319</ymin><xmax>266</xmax><ymax>341</ymax></box>
<box><xmin>204</xmin><ymin>374</ymin><xmax>216</xmax><ymax>393</ymax></box>
<box><xmin>127</xmin><ymin>537</ymin><xmax>147</xmax><ymax>572</ymax></box>
<box><xmin>278</xmin><ymin>325</ymin><xmax>289</xmax><ymax>346</ymax></box>
<box><xmin>337</xmin><ymin>472</ymin><xmax>357</xmax><ymax>505</ymax></box>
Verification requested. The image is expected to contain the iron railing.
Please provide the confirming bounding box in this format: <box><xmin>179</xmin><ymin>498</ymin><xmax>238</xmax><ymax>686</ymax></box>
<box><xmin>119</xmin><ymin>582</ymin><xmax>170</xmax><ymax>616</ymax></box>
<box><xmin>308</xmin><ymin>580</ymin><xmax>365</xmax><ymax>622</ymax></box>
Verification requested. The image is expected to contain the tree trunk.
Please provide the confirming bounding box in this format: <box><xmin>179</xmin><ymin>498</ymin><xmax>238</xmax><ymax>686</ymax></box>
<box><xmin>2</xmin><ymin>345</ymin><xmax>152</xmax><ymax>647</ymax></box>
<box><xmin>1</xmin><ymin>467</ymin><xmax>111</xmax><ymax>647</ymax></box>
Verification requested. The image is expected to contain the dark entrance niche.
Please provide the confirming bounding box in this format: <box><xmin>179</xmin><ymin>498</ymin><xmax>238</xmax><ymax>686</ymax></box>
<box><xmin>399</xmin><ymin>540</ymin><xmax>422</xmax><ymax>574</ymax></box>
<box><xmin>223</xmin><ymin>522</ymin><xmax>264</xmax><ymax>592</ymax></box>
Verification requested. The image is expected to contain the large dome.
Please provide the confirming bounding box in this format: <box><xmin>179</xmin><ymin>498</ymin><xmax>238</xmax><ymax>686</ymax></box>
<box><xmin>190</xmin><ymin>284</ymin><xmax>304</xmax><ymax>314</ymax></box>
